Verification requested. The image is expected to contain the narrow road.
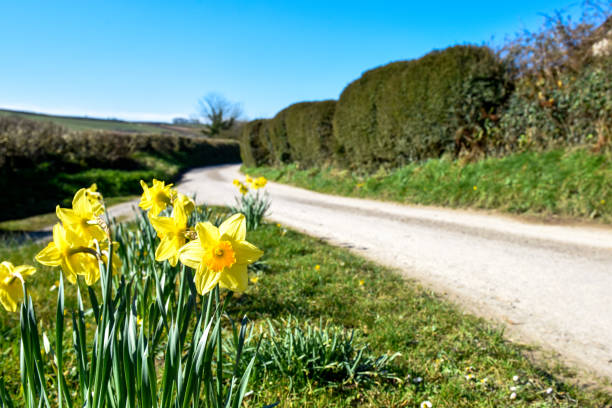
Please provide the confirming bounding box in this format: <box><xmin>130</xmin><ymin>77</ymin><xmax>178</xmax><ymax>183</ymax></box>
<box><xmin>109</xmin><ymin>164</ymin><xmax>612</xmax><ymax>380</ymax></box>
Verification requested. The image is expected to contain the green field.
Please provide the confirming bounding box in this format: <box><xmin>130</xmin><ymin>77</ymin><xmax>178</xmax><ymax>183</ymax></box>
<box><xmin>0</xmin><ymin>108</ymin><xmax>205</xmax><ymax>136</ymax></box>
<box><xmin>245</xmin><ymin>148</ymin><xmax>612</xmax><ymax>223</ymax></box>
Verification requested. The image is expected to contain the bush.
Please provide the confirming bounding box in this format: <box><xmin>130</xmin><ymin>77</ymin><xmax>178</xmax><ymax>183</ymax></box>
<box><xmin>332</xmin><ymin>45</ymin><xmax>510</xmax><ymax>169</ymax></box>
<box><xmin>283</xmin><ymin>100</ymin><xmax>336</xmax><ymax>167</ymax></box>
<box><xmin>0</xmin><ymin>115</ymin><xmax>240</xmax><ymax>220</ymax></box>
<box><xmin>239</xmin><ymin>119</ymin><xmax>271</xmax><ymax>167</ymax></box>
<box><xmin>240</xmin><ymin>101</ymin><xmax>337</xmax><ymax>168</ymax></box>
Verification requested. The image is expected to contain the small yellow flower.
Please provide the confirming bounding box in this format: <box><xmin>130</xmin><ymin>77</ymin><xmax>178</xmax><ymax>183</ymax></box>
<box><xmin>245</xmin><ymin>174</ymin><xmax>253</xmax><ymax>185</ymax></box>
<box><xmin>0</xmin><ymin>261</ymin><xmax>36</xmax><ymax>312</ymax></box>
<box><xmin>85</xmin><ymin>183</ymin><xmax>105</xmax><ymax>216</ymax></box>
<box><xmin>473</xmin><ymin>185</ymin><xmax>477</xmax><ymax>191</ymax></box>
<box><xmin>239</xmin><ymin>183</ymin><xmax>249</xmax><ymax>195</ymax></box>
<box><xmin>557</xmin><ymin>80</ymin><xmax>563</xmax><ymax>88</ymax></box>
<box><xmin>136</xmin><ymin>316</ymin><xmax>143</xmax><ymax>327</ymax></box>
<box><xmin>601</xmin><ymin>199</ymin><xmax>606</xmax><ymax>205</ymax></box>
<box><xmin>178</xmin><ymin>214</ymin><xmax>263</xmax><ymax>294</ymax></box>
<box><xmin>233</xmin><ymin>179</ymin><xmax>241</xmax><ymax>187</ymax></box>
<box><xmin>358</xmin><ymin>279</ymin><xmax>365</xmax><ymax>286</ymax></box>
<box><xmin>56</xmin><ymin>188</ymin><xmax>106</xmax><ymax>242</ymax></box>
<box><xmin>35</xmin><ymin>223</ymin><xmax>100</xmax><ymax>285</ymax></box>
<box><xmin>356</xmin><ymin>183</ymin><xmax>365</xmax><ymax>188</ymax></box>
<box><xmin>252</xmin><ymin>176</ymin><xmax>267</xmax><ymax>189</ymax></box>
<box><xmin>315</xmin><ymin>265</ymin><xmax>320</xmax><ymax>271</ymax></box>
<box><xmin>149</xmin><ymin>200</ymin><xmax>189</xmax><ymax>267</ymax></box>
<box><xmin>174</xmin><ymin>192</ymin><xmax>196</xmax><ymax>215</ymax></box>
<box><xmin>139</xmin><ymin>179</ymin><xmax>174</xmax><ymax>216</ymax></box>
<box><xmin>276</xmin><ymin>223</ymin><xmax>281</xmax><ymax>228</ymax></box>
<box><xmin>250</xmin><ymin>276</ymin><xmax>259</xmax><ymax>284</ymax></box>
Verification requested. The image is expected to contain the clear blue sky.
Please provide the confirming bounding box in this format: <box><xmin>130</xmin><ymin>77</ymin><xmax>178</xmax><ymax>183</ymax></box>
<box><xmin>0</xmin><ymin>0</ymin><xmax>585</xmax><ymax>122</ymax></box>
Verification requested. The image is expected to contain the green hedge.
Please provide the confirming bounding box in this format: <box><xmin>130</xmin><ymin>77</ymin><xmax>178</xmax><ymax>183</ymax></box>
<box><xmin>284</xmin><ymin>100</ymin><xmax>336</xmax><ymax>167</ymax></box>
<box><xmin>0</xmin><ymin>115</ymin><xmax>240</xmax><ymax>220</ymax></box>
<box><xmin>332</xmin><ymin>45</ymin><xmax>509</xmax><ymax>168</ymax></box>
<box><xmin>240</xmin><ymin>100</ymin><xmax>336</xmax><ymax>167</ymax></box>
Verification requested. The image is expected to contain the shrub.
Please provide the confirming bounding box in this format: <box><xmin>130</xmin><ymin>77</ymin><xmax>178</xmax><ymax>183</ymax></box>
<box><xmin>283</xmin><ymin>100</ymin><xmax>336</xmax><ymax>167</ymax></box>
<box><xmin>239</xmin><ymin>119</ymin><xmax>271</xmax><ymax>167</ymax></box>
<box><xmin>332</xmin><ymin>45</ymin><xmax>510</xmax><ymax>169</ymax></box>
<box><xmin>0</xmin><ymin>115</ymin><xmax>240</xmax><ymax>220</ymax></box>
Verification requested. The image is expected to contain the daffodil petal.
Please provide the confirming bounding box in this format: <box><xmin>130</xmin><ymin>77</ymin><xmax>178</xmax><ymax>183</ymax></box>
<box><xmin>72</xmin><ymin>188</ymin><xmax>90</xmax><ymax>215</ymax></box>
<box><xmin>35</xmin><ymin>242</ymin><xmax>62</xmax><ymax>266</ymax></box>
<box><xmin>14</xmin><ymin>265</ymin><xmax>36</xmax><ymax>276</ymax></box>
<box><xmin>178</xmin><ymin>240</ymin><xmax>205</xmax><ymax>269</ymax></box>
<box><xmin>233</xmin><ymin>241</ymin><xmax>263</xmax><ymax>265</ymax></box>
<box><xmin>195</xmin><ymin>222</ymin><xmax>220</xmax><ymax>247</ymax></box>
<box><xmin>194</xmin><ymin>264</ymin><xmax>220</xmax><ymax>295</ymax></box>
<box><xmin>219</xmin><ymin>213</ymin><xmax>246</xmax><ymax>241</ymax></box>
<box><xmin>0</xmin><ymin>280</ymin><xmax>21</xmax><ymax>312</ymax></box>
<box><xmin>60</xmin><ymin>258</ymin><xmax>78</xmax><ymax>285</ymax></box>
<box><xmin>155</xmin><ymin>236</ymin><xmax>180</xmax><ymax>262</ymax></box>
<box><xmin>173</xmin><ymin>199</ymin><xmax>187</xmax><ymax>227</ymax></box>
<box><xmin>219</xmin><ymin>263</ymin><xmax>248</xmax><ymax>292</ymax></box>
<box><xmin>149</xmin><ymin>215</ymin><xmax>176</xmax><ymax>237</ymax></box>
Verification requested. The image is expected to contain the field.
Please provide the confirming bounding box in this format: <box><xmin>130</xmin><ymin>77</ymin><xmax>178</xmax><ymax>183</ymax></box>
<box><xmin>0</xmin><ymin>108</ymin><xmax>205</xmax><ymax>136</ymax></box>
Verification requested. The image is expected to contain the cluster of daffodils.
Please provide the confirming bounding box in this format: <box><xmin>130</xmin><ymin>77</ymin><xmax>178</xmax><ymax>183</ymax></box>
<box><xmin>140</xmin><ymin>179</ymin><xmax>263</xmax><ymax>294</ymax></box>
<box><xmin>233</xmin><ymin>174</ymin><xmax>267</xmax><ymax>195</ymax></box>
<box><xmin>35</xmin><ymin>184</ymin><xmax>120</xmax><ymax>287</ymax></box>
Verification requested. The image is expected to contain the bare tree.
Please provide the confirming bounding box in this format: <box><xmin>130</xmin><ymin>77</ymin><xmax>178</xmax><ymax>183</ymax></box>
<box><xmin>198</xmin><ymin>93</ymin><xmax>243</xmax><ymax>137</ymax></box>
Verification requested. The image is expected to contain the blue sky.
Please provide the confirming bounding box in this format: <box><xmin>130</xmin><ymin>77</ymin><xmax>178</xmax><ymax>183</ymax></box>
<box><xmin>0</xmin><ymin>1</ymin><xmax>586</xmax><ymax>122</ymax></box>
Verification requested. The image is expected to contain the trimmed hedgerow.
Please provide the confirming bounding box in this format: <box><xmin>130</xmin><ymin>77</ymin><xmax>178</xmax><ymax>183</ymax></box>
<box><xmin>332</xmin><ymin>45</ymin><xmax>510</xmax><ymax>169</ymax></box>
<box><xmin>0</xmin><ymin>115</ymin><xmax>240</xmax><ymax>220</ymax></box>
<box><xmin>283</xmin><ymin>100</ymin><xmax>336</xmax><ymax>167</ymax></box>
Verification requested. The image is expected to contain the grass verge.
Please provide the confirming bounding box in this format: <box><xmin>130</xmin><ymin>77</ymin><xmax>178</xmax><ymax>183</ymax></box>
<box><xmin>1</xmin><ymin>215</ymin><xmax>609</xmax><ymax>407</ymax></box>
<box><xmin>244</xmin><ymin>148</ymin><xmax>611</xmax><ymax>223</ymax></box>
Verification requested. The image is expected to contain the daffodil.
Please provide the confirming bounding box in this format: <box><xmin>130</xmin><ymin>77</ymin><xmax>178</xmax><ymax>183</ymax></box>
<box><xmin>178</xmin><ymin>213</ymin><xmax>263</xmax><ymax>294</ymax></box>
<box><xmin>149</xmin><ymin>200</ymin><xmax>189</xmax><ymax>267</ymax></box>
<box><xmin>139</xmin><ymin>179</ymin><xmax>175</xmax><ymax>216</ymax></box>
<box><xmin>56</xmin><ymin>188</ymin><xmax>106</xmax><ymax>242</ymax></box>
<box><xmin>85</xmin><ymin>183</ymin><xmax>105</xmax><ymax>216</ymax></box>
<box><xmin>174</xmin><ymin>192</ymin><xmax>196</xmax><ymax>215</ymax></box>
<box><xmin>0</xmin><ymin>261</ymin><xmax>35</xmax><ymax>312</ymax></box>
<box><xmin>239</xmin><ymin>183</ymin><xmax>249</xmax><ymax>195</ymax></box>
<box><xmin>252</xmin><ymin>176</ymin><xmax>267</xmax><ymax>189</ymax></box>
<box><xmin>245</xmin><ymin>175</ymin><xmax>253</xmax><ymax>185</ymax></box>
<box><xmin>35</xmin><ymin>223</ymin><xmax>100</xmax><ymax>285</ymax></box>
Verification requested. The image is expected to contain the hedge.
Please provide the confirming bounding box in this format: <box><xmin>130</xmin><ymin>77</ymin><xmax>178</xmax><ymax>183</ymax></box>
<box><xmin>0</xmin><ymin>115</ymin><xmax>240</xmax><ymax>220</ymax></box>
<box><xmin>332</xmin><ymin>45</ymin><xmax>510</xmax><ymax>168</ymax></box>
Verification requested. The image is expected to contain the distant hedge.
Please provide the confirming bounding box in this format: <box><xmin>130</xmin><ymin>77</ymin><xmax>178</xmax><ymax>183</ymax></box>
<box><xmin>240</xmin><ymin>100</ymin><xmax>336</xmax><ymax>167</ymax></box>
<box><xmin>332</xmin><ymin>45</ymin><xmax>509</xmax><ymax>168</ymax></box>
<box><xmin>0</xmin><ymin>115</ymin><xmax>240</xmax><ymax>220</ymax></box>
<box><xmin>284</xmin><ymin>101</ymin><xmax>336</xmax><ymax>167</ymax></box>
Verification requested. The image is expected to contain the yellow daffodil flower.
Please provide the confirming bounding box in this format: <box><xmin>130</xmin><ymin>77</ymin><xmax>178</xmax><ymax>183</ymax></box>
<box><xmin>245</xmin><ymin>175</ymin><xmax>253</xmax><ymax>185</ymax></box>
<box><xmin>85</xmin><ymin>183</ymin><xmax>105</xmax><ymax>216</ymax></box>
<box><xmin>174</xmin><ymin>192</ymin><xmax>196</xmax><ymax>215</ymax></box>
<box><xmin>0</xmin><ymin>261</ymin><xmax>35</xmax><ymax>312</ymax></box>
<box><xmin>252</xmin><ymin>176</ymin><xmax>267</xmax><ymax>189</ymax></box>
<box><xmin>139</xmin><ymin>179</ymin><xmax>174</xmax><ymax>216</ymax></box>
<box><xmin>178</xmin><ymin>213</ymin><xmax>263</xmax><ymax>294</ymax></box>
<box><xmin>233</xmin><ymin>179</ymin><xmax>241</xmax><ymax>186</ymax></box>
<box><xmin>239</xmin><ymin>183</ymin><xmax>249</xmax><ymax>195</ymax></box>
<box><xmin>56</xmin><ymin>188</ymin><xmax>106</xmax><ymax>242</ymax></box>
<box><xmin>149</xmin><ymin>200</ymin><xmax>188</xmax><ymax>267</ymax></box>
<box><xmin>35</xmin><ymin>223</ymin><xmax>100</xmax><ymax>285</ymax></box>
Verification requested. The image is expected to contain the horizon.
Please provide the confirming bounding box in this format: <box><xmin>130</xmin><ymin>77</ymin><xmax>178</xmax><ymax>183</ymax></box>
<box><xmin>0</xmin><ymin>1</ymin><xmax>593</xmax><ymax>123</ymax></box>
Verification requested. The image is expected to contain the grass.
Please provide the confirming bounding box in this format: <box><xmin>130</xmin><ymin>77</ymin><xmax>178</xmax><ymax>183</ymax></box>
<box><xmin>0</xmin><ymin>108</ymin><xmax>205</xmax><ymax>136</ymax></box>
<box><xmin>0</xmin><ymin>195</ymin><xmax>137</xmax><ymax>232</ymax></box>
<box><xmin>244</xmin><ymin>148</ymin><xmax>612</xmax><ymax>223</ymax></box>
<box><xmin>1</xmin><ymin>212</ymin><xmax>609</xmax><ymax>407</ymax></box>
